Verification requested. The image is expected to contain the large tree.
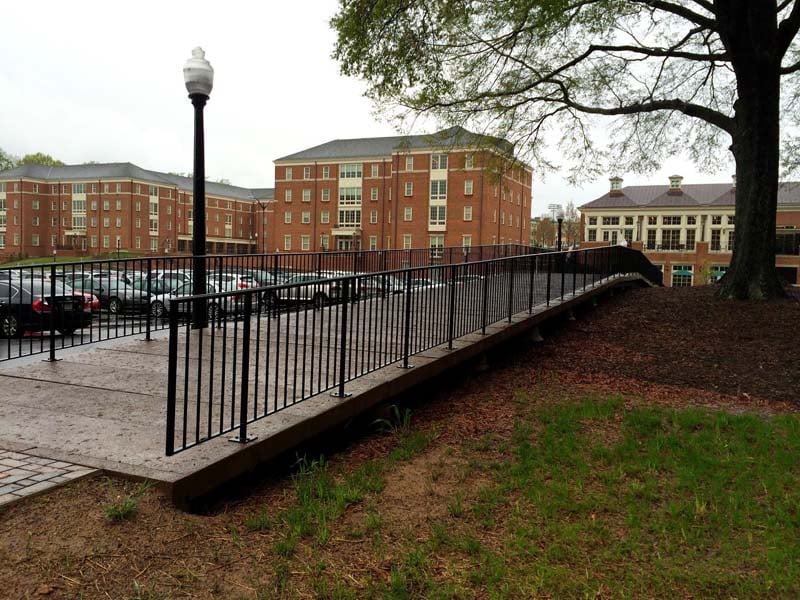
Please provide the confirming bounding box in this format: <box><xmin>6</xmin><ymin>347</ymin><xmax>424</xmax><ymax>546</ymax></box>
<box><xmin>332</xmin><ymin>0</ymin><xmax>800</xmax><ymax>299</ymax></box>
<box><xmin>0</xmin><ymin>147</ymin><xmax>17</xmax><ymax>172</ymax></box>
<box><xmin>18</xmin><ymin>152</ymin><xmax>64</xmax><ymax>167</ymax></box>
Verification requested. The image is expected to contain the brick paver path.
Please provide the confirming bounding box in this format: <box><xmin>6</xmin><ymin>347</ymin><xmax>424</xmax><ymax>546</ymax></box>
<box><xmin>0</xmin><ymin>449</ymin><xmax>96</xmax><ymax>506</ymax></box>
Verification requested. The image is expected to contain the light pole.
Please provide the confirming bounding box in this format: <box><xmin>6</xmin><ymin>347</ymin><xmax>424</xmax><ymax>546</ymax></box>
<box><xmin>184</xmin><ymin>47</ymin><xmax>214</xmax><ymax>329</ymax></box>
<box><xmin>256</xmin><ymin>199</ymin><xmax>269</xmax><ymax>254</ymax></box>
<box><xmin>557</xmin><ymin>213</ymin><xmax>564</xmax><ymax>252</ymax></box>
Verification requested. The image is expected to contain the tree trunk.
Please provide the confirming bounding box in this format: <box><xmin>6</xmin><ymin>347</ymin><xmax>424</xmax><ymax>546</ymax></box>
<box><xmin>717</xmin><ymin>1</ymin><xmax>785</xmax><ymax>300</ymax></box>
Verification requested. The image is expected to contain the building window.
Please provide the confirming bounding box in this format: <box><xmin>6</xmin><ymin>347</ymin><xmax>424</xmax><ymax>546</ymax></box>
<box><xmin>661</xmin><ymin>229</ymin><xmax>680</xmax><ymax>250</ymax></box>
<box><xmin>464</xmin><ymin>154</ymin><xmax>474</xmax><ymax>169</ymax></box>
<box><xmin>71</xmin><ymin>183</ymin><xmax>86</xmax><ymax>194</ymax></box>
<box><xmin>322</xmin><ymin>166</ymin><xmax>330</xmax><ymax>179</ymax></box>
<box><xmin>91</xmin><ymin>200</ymin><xmax>98</xmax><ymax>211</ymax></box>
<box><xmin>464</xmin><ymin>180</ymin><xmax>473</xmax><ymax>195</ymax></box>
<box><xmin>645</xmin><ymin>229</ymin><xmax>657</xmax><ymax>249</ymax></box>
<box><xmin>285</xmin><ymin>167</ymin><xmax>292</xmax><ymax>180</ymax></box>
<box><xmin>371</xmin><ymin>187</ymin><xmax>378</xmax><ymax>201</ymax></box>
<box><xmin>166</xmin><ymin>205</ymin><xmax>171</xmax><ymax>215</ymax></box>
<box><xmin>301</xmin><ymin>235</ymin><xmax>310</xmax><ymax>251</ymax></box>
<box><xmin>320</xmin><ymin>234</ymin><xmax>329</xmax><ymax>250</ymax></box>
<box><xmin>711</xmin><ymin>215</ymin><xmax>722</xmax><ymax>225</ymax></box>
<box><xmin>103</xmin><ymin>235</ymin><xmax>110</xmax><ymax>249</ymax></box>
<box><xmin>284</xmin><ymin>235</ymin><xmax>291</xmax><ymax>250</ymax></box>
<box><xmin>687</xmin><ymin>215</ymin><xmax>697</xmax><ymax>225</ymax></box>
<box><xmin>339</xmin><ymin>163</ymin><xmax>362</xmax><ymax>178</ymax></box>
<box><xmin>430</xmin><ymin>180</ymin><xmax>447</xmax><ymax>200</ymax></box>
<box><xmin>710</xmin><ymin>229</ymin><xmax>721</xmax><ymax>251</ymax></box>
<box><xmin>462</xmin><ymin>234</ymin><xmax>472</xmax><ymax>248</ymax></box>
<box><xmin>728</xmin><ymin>215</ymin><xmax>736</xmax><ymax>225</ymax></box>
<box><xmin>303</xmin><ymin>166</ymin><xmax>311</xmax><ymax>180</ymax></box>
<box><xmin>404</xmin><ymin>182</ymin><xmax>413</xmax><ymax>196</ymax></box>
<box><xmin>686</xmin><ymin>229</ymin><xmax>696</xmax><ymax>249</ymax></box>
<box><xmin>103</xmin><ymin>184</ymin><xmax>110</xmax><ymax>193</ymax></box>
<box><xmin>588</xmin><ymin>216</ymin><xmax>597</xmax><ymax>225</ymax></box>
<box><xmin>31</xmin><ymin>199</ymin><xmax>40</xmax><ymax>210</ymax></box>
<box><xmin>50</xmin><ymin>201</ymin><xmax>56</xmax><ymax>211</ymax></box>
<box><xmin>648</xmin><ymin>216</ymin><xmax>657</xmax><ymax>225</ymax></box>
<box><xmin>429</xmin><ymin>234</ymin><xmax>444</xmax><ymax>258</ymax></box>
<box><xmin>134</xmin><ymin>236</ymin><xmax>141</xmax><ymax>249</ymax></box>
<box><xmin>150</xmin><ymin>238</ymin><xmax>158</xmax><ymax>252</ymax></box>
<box><xmin>429</xmin><ymin>205</ymin><xmax>446</xmax><ymax>226</ymax></box>
<box><xmin>588</xmin><ymin>229</ymin><xmax>597</xmax><ymax>242</ymax></box>
<box><xmin>728</xmin><ymin>231</ymin><xmax>736</xmax><ymax>251</ymax></box>
<box><xmin>284</xmin><ymin>211</ymin><xmax>292</xmax><ymax>224</ymax></box>
<box><xmin>149</xmin><ymin>218</ymin><xmax>158</xmax><ymax>233</ymax></box>
<box><xmin>405</xmin><ymin>156</ymin><xmax>413</xmax><ymax>171</ymax></box>
<box><xmin>431</xmin><ymin>153</ymin><xmax>448</xmax><ymax>170</ymax></box>
<box><xmin>663</xmin><ymin>215</ymin><xmax>681</xmax><ymax>225</ymax></box>
<box><xmin>339</xmin><ymin>187</ymin><xmax>362</xmax><ymax>205</ymax></box>
<box><xmin>625</xmin><ymin>216</ymin><xmax>634</xmax><ymax>225</ymax></box>
<box><xmin>148</xmin><ymin>185</ymin><xmax>157</xmax><ymax>196</ymax></box>
<box><xmin>102</xmin><ymin>199</ymin><xmax>109</xmax><ymax>210</ymax></box>
<box><xmin>403</xmin><ymin>234</ymin><xmax>412</xmax><ymax>249</ymax></box>
<box><xmin>302</xmin><ymin>189</ymin><xmax>311</xmax><ymax>202</ymax></box>
<box><xmin>493</xmin><ymin>209</ymin><xmax>497</xmax><ymax>223</ymax></box>
<box><xmin>285</xmin><ymin>189</ymin><xmax>292</xmax><ymax>203</ymax></box>
<box><xmin>371</xmin><ymin>164</ymin><xmax>379</xmax><ymax>178</ymax></box>
<box><xmin>370</xmin><ymin>209</ymin><xmax>378</xmax><ymax>224</ymax></box>
<box><xmin>501</xmin><ymin>212</ymin><xmax>505</xmax><ymax>225</ymax></box>
<box><xmin>321</xmin><ymin>211</ymin><xmax>330</xmax><ymax>224</ymax></box>
<box><xmin>31</xmin><ymin>234</ymin><xmax>40</xmax><ymax>247</ymax></box>
<box><xmin>464</xmin><ymin>206</ymin><xmax>473</xmax><ymax>221</ymax></box>
<box><xmin>369</xmin><ymin>235</ymin><xmax>377</xmax><ymax>250</ymax></box>
<box><xmin>115</xmin><ymin>217</ymin><xmax>122</xmax><ymax>228</ymax></box>
<box><xmin>116</xmin><ymin>183</ymin><xmax>122</xmax><ymax>193</ymax></box>
<box><xmin>301</xmin><ymin>211</ymin><xmax>311</xmax><ymax>224</ymax></box>
<box><xmin>671</xmin><ymin>265</ymin><xmax>693</xmax><ymax>287</ymax></box>
<box><xmin>338</xmin><ymin>209</ymin><xmax>361</xmax><ymax>227</ymax></box>
<box><xmin>623</xmin><ymin>229</ymin><xmax>633</xmax><ymax>242</ymax></box>
<box><xmin>135</xmin><ymin>201</ymin><xmax>141</xmax><ymax>212</ymax></box>
<box><xmin>404</xmin><ymin>207</ymin><xmax>413</xmax><ymax>221</ymax></box>
<box><xmin>321</xmin><ymin>188</ymin><xmax>330</xmax><ymax>202</ymax></box>
<box><xmin>602</xmin><ymin>216</ymin><xmax>620</xmax><ymax>225</ymax></box>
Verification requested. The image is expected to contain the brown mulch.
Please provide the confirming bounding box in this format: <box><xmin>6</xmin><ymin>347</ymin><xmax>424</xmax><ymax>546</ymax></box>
<box><xmin>0</xmin><ymin>285</ymin><xmax>798</xmax><ymax>599</ymax></box>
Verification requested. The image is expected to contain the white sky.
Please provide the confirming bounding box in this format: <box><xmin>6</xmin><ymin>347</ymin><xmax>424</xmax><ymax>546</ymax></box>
<box><xmin>0</xmin><ymin>0</ymin><xmax>734</xmax><ymax>217</ymax></box>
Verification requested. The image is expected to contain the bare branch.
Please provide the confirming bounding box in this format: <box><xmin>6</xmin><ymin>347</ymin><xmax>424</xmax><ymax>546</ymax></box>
<box><xmin>778</xmin><ymin>0</ymin><xmax>800</xmax><ymax>55</ymax></box>
<box><xmin>630</xmin><ymin>0</ymin><xmax>716</xmax><ymax>28</ymax></box>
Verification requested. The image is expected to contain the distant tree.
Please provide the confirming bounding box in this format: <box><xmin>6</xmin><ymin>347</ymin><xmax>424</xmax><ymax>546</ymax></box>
<box><xmin>563</xmin><ymin>201</ymin><xmax>581</xmax><ymax>247</ymax></box>
<box><xmin>18</xmin><ymin>153</ymin><xmax>64</xmax><ymax>167</ymax></box>
<box><xmin>216</xmin><ymin>178</ymin><xmax>232</xmax><ymax>185</ymax></box>
<box><xmin>532</xmin><ymin>217</ymin><xmax>557</xmax><ymax>248</ymax></box>
<box><xmin>0</xmin><ymin>147</ymin><xmax>17</xmax><ymax>171</ymax></box>
<box><xmin>332</xmin><ymin>1</ymin><xmax>800</xmax><ymax>299</ymax></box>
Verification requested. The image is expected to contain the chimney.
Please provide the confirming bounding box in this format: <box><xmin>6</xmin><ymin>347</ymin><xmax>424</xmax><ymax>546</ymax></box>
<box><xmin>609</xmin><ymin>176</ymin><xmax>623</xmax><ymax>196</ymax></box>
<box><xmin>668</xmin><ymin>174</ymin><xmax>683</xmax><ymax>195</ymax></box>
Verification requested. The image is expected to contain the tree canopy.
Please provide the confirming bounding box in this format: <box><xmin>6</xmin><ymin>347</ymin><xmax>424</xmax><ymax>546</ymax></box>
<box><xmin>18</xmin><ymin>153</ymin><xmax>64</xmax><ymax>167</ymax></box>
<box><xmin>332</xmin><ymin>0</ymin><xmax>800</xmax><ymax>299</ymax></box>
<box><xmin>0</xmin><ymin>148</ymin><xmax>17</xmax><ymax>172</ymax></box>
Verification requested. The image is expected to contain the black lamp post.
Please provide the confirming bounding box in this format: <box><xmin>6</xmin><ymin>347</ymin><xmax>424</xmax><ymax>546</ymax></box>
<box><xmin>183</xmin><ymin>47</ymin><xmax>214</xmax><ymax>328</ymax></box>
<box><xmin>557</xmin><ymin>215</ymin><xmax>564</xmax><ymax>252</ymax></box>
<box><xmin>256</xmin><ymin>200</ymin><xmax>269</xmax><ymax>254</ymax></box>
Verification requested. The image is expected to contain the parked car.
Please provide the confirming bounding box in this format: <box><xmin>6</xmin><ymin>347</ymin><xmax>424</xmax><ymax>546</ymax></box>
<box><xmin>149</xmin><ymin>281</ymin><xmax>241</xmax><ymax>320</ymax></box>
<box><xmin>359</xmin><ymin>273</ymin><xmax>406</xmax><ymax>297</ymax></box>
<box><xmin>264</xmin><ymin>272</ymin><xmax>353</xmax><ymax>308</ymax></box>
<box><xmin>0</xmin><ymin>279</ymin><xmax>93</xmax><ymax>337</ymax></box>
<box><xmin>64</xmin><ymin>276</ymin><xmax>149</xmax><ymax>314</ymax></box>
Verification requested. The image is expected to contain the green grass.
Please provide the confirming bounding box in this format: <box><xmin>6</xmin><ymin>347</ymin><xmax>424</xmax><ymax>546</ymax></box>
<box><xmin>357</xmin><ymin>396</ymin><xmax>800</xmax><ymax>598</ymax></box>
<box><xmin>1</xmin><ymin>252</ymin><xmax>142</xmax><ymax>268</ymax></box>
<box><xmin>104</xmin><ymin>481</ymin><xmax>151</xmax><ymax>522</ymax></box>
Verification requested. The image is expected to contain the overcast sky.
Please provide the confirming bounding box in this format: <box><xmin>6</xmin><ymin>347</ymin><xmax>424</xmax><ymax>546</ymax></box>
<box><xmin>0</xmin><ymin>0</ymin><xmax>734</xmax><ymax>217</ymax></box>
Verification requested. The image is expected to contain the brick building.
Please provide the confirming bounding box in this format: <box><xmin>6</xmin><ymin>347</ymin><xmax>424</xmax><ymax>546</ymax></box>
<box><xmin>0</xmin><ymin>163</ymin><xmax>274</xmax><ymax>259</ymax></box>
<box><xmin>579</xmin><ymin>175</ymin><xmax>800</xmax><ymax>286</ymax></box>
<box><xmin>271</xmin><ymin>126</ymin><xmax>532</xmax><ymax>253</ymax></box>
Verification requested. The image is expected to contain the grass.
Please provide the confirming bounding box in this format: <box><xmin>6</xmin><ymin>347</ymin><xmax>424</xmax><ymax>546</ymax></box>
<box><xmin>104</xmin><ymin>481</ymin><xmax>151</xmax><ymax>522</ymax></box>
<box><xmin>1</xmin><ymin>252</ymin><xmax>142</xmax><ymax>268</ymax></box>
<box><xmin>366</xmin><ymin>395</ymin><xmax>800</xmax><ymax>598</ymax></box>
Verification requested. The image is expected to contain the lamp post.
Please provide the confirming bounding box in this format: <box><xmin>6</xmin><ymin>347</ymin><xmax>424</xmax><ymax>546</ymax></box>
<box><xmin>256</xmin><ymin>199</ymin><xmax>269</xmax><ymax>254</ymax></box>
<box><xmin>557</xmin><ymin>214</ymin><xmax>564</xmax><ymax>252</ymax></box>
<box><xmin>184</xmin><ymin>47</ymin><xmax>214</xmax><ymax>329</ymax></box>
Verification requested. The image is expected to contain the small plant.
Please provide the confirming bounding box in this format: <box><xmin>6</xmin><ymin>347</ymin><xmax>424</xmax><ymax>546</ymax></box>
<box><xmin>105</xmin><ymin>480</ymin><xmax>151</xmax><ymax>522</ymax></box>
<box><xmin>448</xmin><ymin>492</ymin><xmax>465</xmax><ymax>518</ymax></box>
<box><xmin>244</xmin><ymin>507</ymin><xmax>272</xmax><ymax>532</ymax></box>
<box><xmin>373</xmin><ymin>404</ymin><xmax>413</xmax><ymax>434</ymax></box>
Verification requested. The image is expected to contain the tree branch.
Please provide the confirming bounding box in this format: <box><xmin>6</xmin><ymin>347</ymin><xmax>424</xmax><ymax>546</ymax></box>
<box><xmin>630</xmin><ymin>0</ymin><xmax>716</xmax><ymax>28</ymax></box>
<box><xmin>778</xmin><ymin>1</ymin><xmax>800</xmax><ymax>55</ymax></box>
<box><xmin>780</xmin><ymin>59</ymin><xmax>800</xmax><ymax>74</ymax></box>
<box><xmin>590</xmin><ymin>43</ymin><xmax>727</xmax><ymax>62</ymax></box>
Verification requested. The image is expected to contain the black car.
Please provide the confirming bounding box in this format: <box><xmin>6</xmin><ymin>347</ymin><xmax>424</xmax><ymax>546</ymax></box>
<box><xmin>68</xmin><ymin>275</ymin><xmax>150</xmax><ymax>314</ymax></box>
<box><xmin>0</xmin><ymin>279</ymin><xmax>93</xmax><ymax>337</ymax></box>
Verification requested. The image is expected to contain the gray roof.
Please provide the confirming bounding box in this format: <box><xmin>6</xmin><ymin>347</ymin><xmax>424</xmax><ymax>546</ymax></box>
<box><xmin>275</xmin><ymin>126</ymin><xmax>515</xmax><ymax>162</ymax></box>
<box><xmin>580</xmin><ymin>182</ymin><xmax>800</xmax><ymax>209</ymax></box>
<box><xmin>0</xmin><ymin>162</ymin><xmax>273</xmax><ymax>202</ymax></box>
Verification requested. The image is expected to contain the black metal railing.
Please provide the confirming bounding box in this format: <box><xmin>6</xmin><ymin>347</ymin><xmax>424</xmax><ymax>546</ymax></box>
<box><xmin>165</xmin><ymin>245</ymin><xmax>661</xmax><ymax>455</ymax></box>
<box><xmin>0</xmin><ymin>243</ymin><xmax>539</xmax><ymax>363</ymax></box>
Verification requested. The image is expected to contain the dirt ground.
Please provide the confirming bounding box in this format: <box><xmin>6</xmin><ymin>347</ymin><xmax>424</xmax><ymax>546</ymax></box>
<box><xmin>0</xmin><ymin>285</ymin><xmax>797</xmax><ymax>599</ymax></box>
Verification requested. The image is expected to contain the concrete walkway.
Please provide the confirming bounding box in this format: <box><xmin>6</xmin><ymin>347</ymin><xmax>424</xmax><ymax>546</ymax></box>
<box><xmin>0</xmin><ymin>274</ymin><xmax>646</xmax><ymax>507</ymax></box>
<box><xmin>0</xmin><ymin>450</ymin><xmax>95</xmax><ymax>506</ymax></box>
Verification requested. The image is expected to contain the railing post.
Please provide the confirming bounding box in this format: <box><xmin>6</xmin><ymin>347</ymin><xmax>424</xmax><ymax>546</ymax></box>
<box><xmin>528</xmin><ymin>255</ymin><xmax>535</xmax><ymax>314</ymax></box>
<box><xmin>507</xmin><ymin>259</ymin><xmax>514</xmax><ymax>322</ymax></box>
<box><xmin>332</xmin><ymin>278</ymin><xmax>353</xmax><ymax>394</ymax></box>
<box><xmin>560</xmin><ymin>250</ymin><xmax>566</xmax><ymax>301</ymax></box>
<box><xmin>400</xmin><ymin>269</ymin><xmax>414</xmax><ymax>368</ymax></box>
<box><xmin>546</xmin><ymin>253</ymin><xmax>552</xmax><ymax>307</ymax></box>
<box><xmin>572</xmin><ymin>249</ymin><xmax>577</xmax><ymax>296</ymax></box>
<box><xmin>480</xmin><ymin>261</ymin><xmax>489</xmax><ymax>335</ymax></box>
<box><xmin>145</xmin><ymin>257</ymin><xmax>153</xmax><ymax>341</ymax></box>
<box><xmin>231</xmin><ymin>293</ymin><xmax>256</xmax><ymax>443</ymax></box>
<box><xmin>447</xmin><ymin>264</ymin><xmax>456</xmax><ymax>350</ymax></box>
<box><xmin>46</xmin><ymin>263</ymin><xmax>58</xmax><ymax>362</ymax></box>
<box><xmin>583</xmin><ymin>250</ymin><xmax>588</xmax><ymax>291</ymax></box>
<box><xmin>165</xmin><ymin>301</ymin><xmax>179</xmax><ymax>456</ymax></box>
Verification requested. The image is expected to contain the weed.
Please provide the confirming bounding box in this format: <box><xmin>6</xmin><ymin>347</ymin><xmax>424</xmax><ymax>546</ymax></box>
<box><xmin>244</xmin><ymin>507</ymin><xmax>272</xmax><ymax>532</ymax></box>
<box><xmin>105</xmin><ymin>481</ymin><xmax>151</xmax><ymax>522</ymax></box>
<box><xmin>448</xmin><ymin>492</ymin><xmax>465</xmax><ymax>518</ymax></box>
